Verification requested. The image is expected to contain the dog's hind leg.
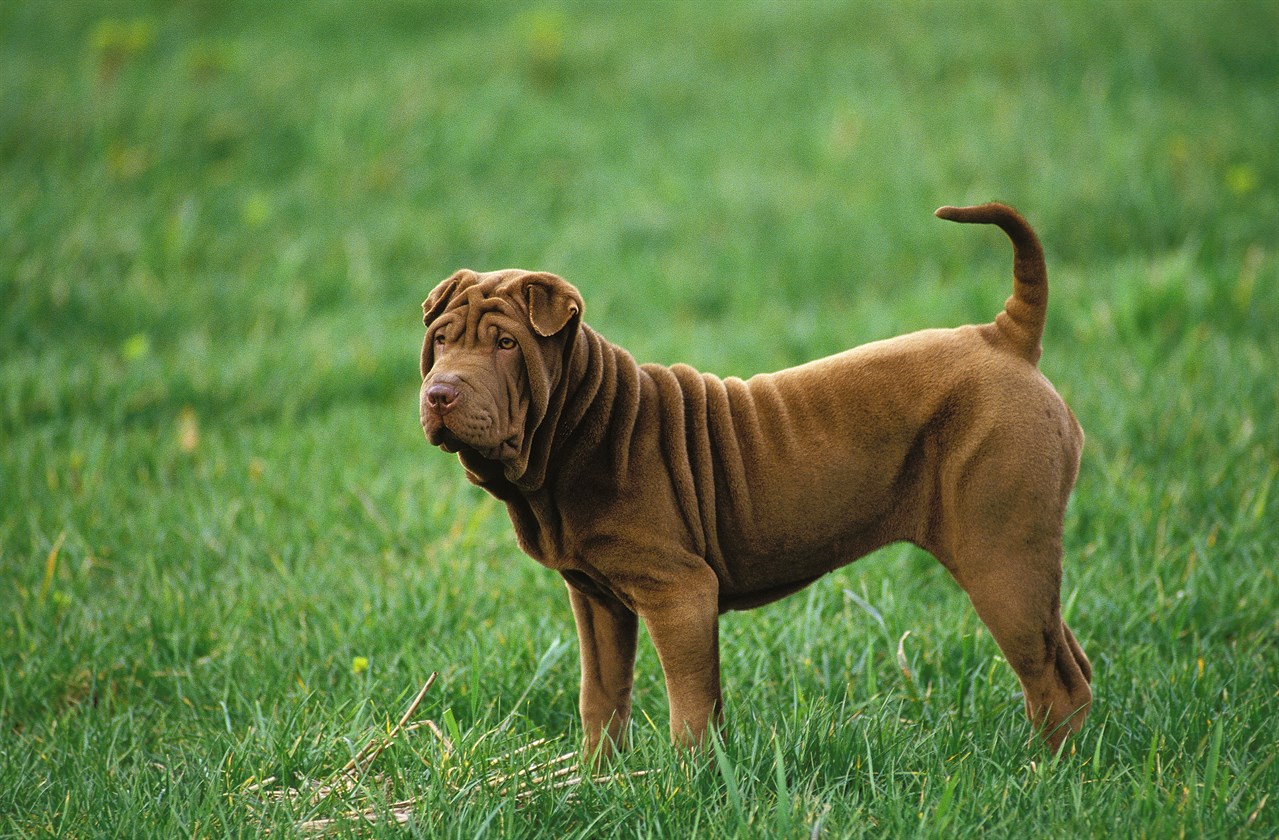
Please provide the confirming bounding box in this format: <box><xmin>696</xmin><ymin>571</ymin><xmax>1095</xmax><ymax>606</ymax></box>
<box><xmin>929</xmin><ymin>389</ymin><xmax>1091</xmax><ymax>750</ymax></box>
<box><xmin>950</xmin><ymin>535</ymin><xmax>1092</xmax><ymax>751</ymax></box>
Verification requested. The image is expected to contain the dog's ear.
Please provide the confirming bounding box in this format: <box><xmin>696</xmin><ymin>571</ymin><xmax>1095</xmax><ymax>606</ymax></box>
<box><xmin>524</xmin><ymin>272</ymin><xmax>583</xmax><ymax>337</ymax></box>
<box><xmin>423</xmin><ymin>269</ymin><xmax>476</xmax><ymax>326</ymax></box>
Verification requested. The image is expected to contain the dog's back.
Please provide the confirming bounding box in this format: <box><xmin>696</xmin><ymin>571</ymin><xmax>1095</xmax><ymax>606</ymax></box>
<box><xmin>657</xmin><ymin>205</ymin><xmax>1080</xmax><ymax>603</ymax></box>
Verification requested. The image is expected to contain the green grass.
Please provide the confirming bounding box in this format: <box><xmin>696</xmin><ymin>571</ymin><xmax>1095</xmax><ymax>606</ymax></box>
<box><xmin>3</xmin><ymin>1</ymin><xmax>1277</xmax><ymax>836</ymax></box>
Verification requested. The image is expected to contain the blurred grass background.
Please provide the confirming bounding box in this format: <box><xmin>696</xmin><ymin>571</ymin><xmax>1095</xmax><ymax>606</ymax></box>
<box><xmin>2</xmin><ymin>1</ymin><xmax>1277</xmax><ymax>836</ymax></box>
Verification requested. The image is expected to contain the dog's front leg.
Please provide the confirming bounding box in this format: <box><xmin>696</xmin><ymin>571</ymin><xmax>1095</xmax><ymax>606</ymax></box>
<box><xmin>635</xmin><ymin>565</ymin><xmax>723</xmax><ymax>749</ymax></box>
<box><xmin>566</xmin><ymin>582</ymin><xmax>638</xmax><ymax>764</ymax></box>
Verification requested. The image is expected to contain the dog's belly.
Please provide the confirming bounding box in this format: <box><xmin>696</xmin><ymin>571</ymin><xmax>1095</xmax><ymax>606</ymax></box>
<box><xmin>711</xmin><ymin>480</ymin><xmax>900</xmax><ymax>606</ymax></box>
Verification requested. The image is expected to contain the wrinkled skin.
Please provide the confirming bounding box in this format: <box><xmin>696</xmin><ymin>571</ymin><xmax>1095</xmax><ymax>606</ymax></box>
<box><xmin>419</xmin><ymin>205</ymin><xmax>1092</xmax><ymax>763</ymax></box>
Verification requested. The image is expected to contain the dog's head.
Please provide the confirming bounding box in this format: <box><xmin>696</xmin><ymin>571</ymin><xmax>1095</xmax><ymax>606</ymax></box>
<box><xmin>420</xmin><ymin>269</ymin><xmax>583</xmax><ymax>486</ymax></box>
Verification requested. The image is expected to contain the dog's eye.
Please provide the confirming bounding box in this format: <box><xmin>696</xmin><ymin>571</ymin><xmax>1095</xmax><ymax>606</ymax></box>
<box><xmin>434</xmin><ymin>334</ymin><xmax>446</xmax><ymax>345</ymax></box>
<box><xmin>497</xmin><ymin>336</ymin><xmax>517</xmax><ymax>351</ymax></box>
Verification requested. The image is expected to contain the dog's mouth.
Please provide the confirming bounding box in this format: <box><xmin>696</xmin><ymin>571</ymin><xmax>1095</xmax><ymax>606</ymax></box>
<box><xmin>422</xmin><ymin>403</ymin><xmax>472</xmax><ymax>452</ymax></box>
<box><xmin>426</xmin><ymin>420</ymin><xmax>520</xmax><ymax>462</ymax></box>
<box><xmin>432</xmin><ymin>427</ymin><xmax>465</xmax><ymax>453</ymax></box>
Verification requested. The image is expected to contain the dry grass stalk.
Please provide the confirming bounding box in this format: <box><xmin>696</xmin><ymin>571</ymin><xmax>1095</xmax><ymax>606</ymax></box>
<box><xmin>335</xmin><ymin>672</ymin><xmax>438</xmax><ymax>781</ymax></box>
<box><xmin>486</xmin><ymin>736</ymin><xmax>546</xmax><ymax>764</ymax></box>
<box><xmin>514</xmin><ymin>769</ymin><xmax>653</xmax><ymax>804</ymax></box>
<box><xmin>484</xmin><ymin>749</ymin><xmax>577</xmax><ymax>791</ymax></box>
<box><xmin>423</xmin><ymin>719</ymin><xmax>454</xmax><ymax>755</ymax></box>
<box><xmin>241</xmin><ymin>675</ymin><xmax>438</xmax><ymax>821</ymax></box>
<box><xmin>241</xmin><ymin>674</ymin><xmax>652</xmax><ymax>836</ymax></box>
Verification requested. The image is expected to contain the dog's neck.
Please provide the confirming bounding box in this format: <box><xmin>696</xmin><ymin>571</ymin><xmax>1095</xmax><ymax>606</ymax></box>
<box><xmin>558</xmin><ymin>323</ymin><xmax>644</xmax><ymax>466</ymax></box>
<box><xmin>470</xmin><ymin>322</ymin><xmax>645</xmax><ymax>566</ymax></box>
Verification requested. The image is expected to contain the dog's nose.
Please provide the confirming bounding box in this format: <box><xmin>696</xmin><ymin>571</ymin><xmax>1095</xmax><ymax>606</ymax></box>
<box><xmin>426</xmin><ymin>381</ymin><xmax>460</xmax><ymax>414</ymax></box>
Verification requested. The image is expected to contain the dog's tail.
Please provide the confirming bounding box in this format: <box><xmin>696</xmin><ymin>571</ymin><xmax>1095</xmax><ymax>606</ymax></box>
<box><xmin>934</xmin><ymin>202</ymin><xmax>1047</xmax><ymax>364</ymax></box>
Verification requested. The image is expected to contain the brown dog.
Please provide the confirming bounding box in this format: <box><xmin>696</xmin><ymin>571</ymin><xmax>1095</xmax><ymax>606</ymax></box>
<box><xmin>419</xmin><ymin>203</ymin><xmax>1092</xmax><ymax>758</ymax></box>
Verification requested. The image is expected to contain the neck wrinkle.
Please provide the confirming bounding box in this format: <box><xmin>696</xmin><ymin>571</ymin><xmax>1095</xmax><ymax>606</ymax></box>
<box><xmin>565</xmin><ymin>320</ymin><xmax>644</xmax><ymax>470</ymax></box>
<box><xmin>502</xmin><ymin>324</ymin><xmax>643</xmax><ymax>565</ymax></box>
<box><xmin>547</xmin><ymin>324</ymin><xmax>642</xmax><ymax>486</ymax></box>
<box><xmin>510</xmin><ymin>323</ymin><xmax>607</xmax><ymax>493</ymax></box>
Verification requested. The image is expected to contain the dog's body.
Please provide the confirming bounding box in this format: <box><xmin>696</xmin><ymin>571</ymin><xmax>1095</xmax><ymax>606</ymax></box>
<box><xmin>420</xmin><ymin>203</ymin><xmax>1092</xmax><ymax>758</ymax></box>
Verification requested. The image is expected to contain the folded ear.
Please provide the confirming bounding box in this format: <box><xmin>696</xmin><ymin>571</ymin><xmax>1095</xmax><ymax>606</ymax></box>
<box><xmin>423</xmin><ymin>269</ymin><xmax>476</xmax><ymax>326</ymax></box>
<box><xmin>524</xmin><ymin>272</ymin><xmax>583</xmax><ymax>337</ymax></box>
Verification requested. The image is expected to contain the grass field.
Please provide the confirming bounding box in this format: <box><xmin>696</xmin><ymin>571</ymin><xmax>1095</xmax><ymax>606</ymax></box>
<box><xmin>2</xmin><ymin>1</ymin><xmax>1277</xmax><ymax>836</ymax></box>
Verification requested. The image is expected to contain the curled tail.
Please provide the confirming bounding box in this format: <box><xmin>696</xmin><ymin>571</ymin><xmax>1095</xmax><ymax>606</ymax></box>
<box><xmin>935</xmin><ymin>202</ymin><xmax>1047</xmax><ymax>364</ymax></box>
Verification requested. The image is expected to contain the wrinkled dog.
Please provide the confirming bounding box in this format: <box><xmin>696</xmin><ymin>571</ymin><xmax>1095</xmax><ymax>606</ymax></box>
<box><xmin>419</xmin><ymin>203</ymin><xmax>1092</xmax><ymax>759</ymax></box>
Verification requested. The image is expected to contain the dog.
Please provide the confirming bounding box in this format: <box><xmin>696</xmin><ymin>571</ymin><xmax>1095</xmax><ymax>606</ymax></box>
<box><xmin>419</xmin><ymin>203</ymin><xmax>1092</xmax><ymax>759</ymax></box>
